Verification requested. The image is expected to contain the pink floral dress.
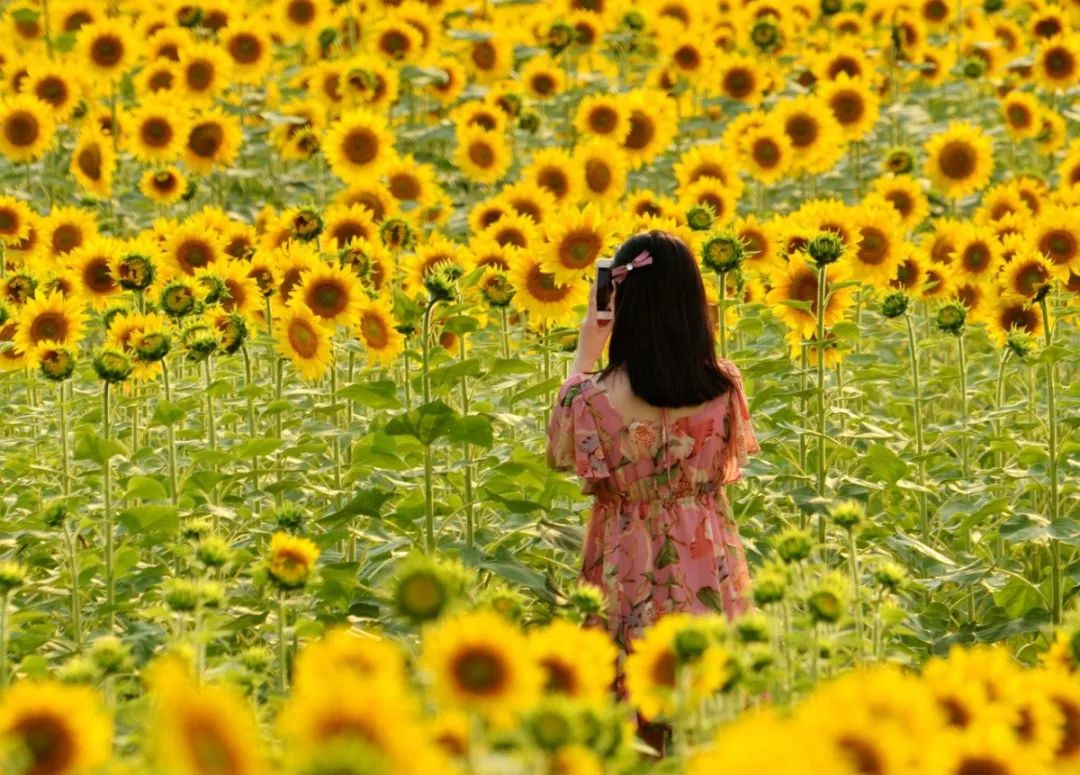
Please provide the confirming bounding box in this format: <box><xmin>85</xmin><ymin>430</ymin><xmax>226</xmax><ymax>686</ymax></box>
<box><xmin>547</xmin><ymin>359</ymin><xmax>759</xmax><ymax>654</ymax></box>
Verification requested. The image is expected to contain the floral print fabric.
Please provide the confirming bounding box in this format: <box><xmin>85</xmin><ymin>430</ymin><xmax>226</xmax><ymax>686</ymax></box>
<box><xmin>547</xmin><ymin>360</ymin><xmax>759</xmax><ymax>653</ymax></box>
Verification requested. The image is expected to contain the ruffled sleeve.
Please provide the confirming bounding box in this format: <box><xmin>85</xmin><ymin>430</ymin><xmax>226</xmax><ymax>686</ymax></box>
<box><xmin>546</xmin><ymin>374</ymin><xmax>611</xmax><ymax>481</ymax></box>
<box><xmin>718</xmin><ymin>359</ymin><xmax>759</xmax><ymax>484</ymax></box>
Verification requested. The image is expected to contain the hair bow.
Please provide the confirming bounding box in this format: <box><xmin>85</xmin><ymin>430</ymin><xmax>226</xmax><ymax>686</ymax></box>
<box><xmin>610</xmin><ymin>250</ymin><xmax>654</xmax><ymax>286</ymax></box>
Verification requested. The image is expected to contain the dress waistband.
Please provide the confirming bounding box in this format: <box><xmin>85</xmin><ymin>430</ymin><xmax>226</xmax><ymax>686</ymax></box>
<box><xmin>596</xmin><ymin>481</ymin><xmax>718</xmax><ymax>509</ymax></box>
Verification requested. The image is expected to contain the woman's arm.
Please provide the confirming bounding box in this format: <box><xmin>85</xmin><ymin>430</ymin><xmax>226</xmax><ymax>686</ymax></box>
<box><xmin>569</xmin><ymin>281</ymin><xmax>611</xmax><ymax>376</ymax></box>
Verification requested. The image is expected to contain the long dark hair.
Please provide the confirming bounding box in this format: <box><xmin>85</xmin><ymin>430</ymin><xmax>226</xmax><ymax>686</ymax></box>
<box><xmin>600</xmin><ymin>231</ymin><xmax>731</xmax><ymax>407</ymax></box>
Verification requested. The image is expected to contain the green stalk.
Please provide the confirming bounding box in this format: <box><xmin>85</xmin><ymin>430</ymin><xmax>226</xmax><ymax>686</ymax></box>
<box><xmin>402</xmin><ymin>341</ymin><xmax>413</xmax><ymax>410</ymax></box>
<box><xmin>241</xmin><ymin>344</ymin><xmax>258</xmax><ymax>493</ymax></box>
<box><xmin>204</xmin><ymin>358</ymin><xmax>216</xmax><ymax>452</ymax></box>
<box><xmin>64</xmin><ymin>521</ymin><xmax>82</xmax><ymax>651</ymax></box>
<box><xmin>275</xmin><ymin>359</ymin><xmax>285</xmax><ymax>508</ymax></box>
<box><xmin>1039</xmin><ymin>294</ymin><xmax>1061</xmax><ymax>625</ymax></box>
<box><xmin>59</xmin><ymin>381</ymin><xmax>69</xmax><ymax>496</ymax></box>
<box><xmin>0</xmin><ymin>592</ymin><xmax>8</xmax><ymax>687</ymax></box>
<box><xmin>329</xmin><ymin>352</ymin><xmax>342</xmax><ymax>507</ymax></box>
<box><xmin>847</xmin><ymin>528</ymin><xmax>863</xmax><ymax>660</ymax></box>
<box><xmin>422</xmin><ymin>304</ymin><xmax>435</xmax><ymax>553</ymax></box>
<box><xmin>103</xmin><ymin>382</ymin><xmax>115</xmax><ymax>630</ymax></box>
<box><xmin>459</xmin><ymin>336</ymin><xmax>475</xmax><ymax>549</ymax></box>
<box><xmin>500</xmin><ymin>307</ymin><xmax>511</xmax><ymax>359</ymax></box>
<box><xmin>815</xmin><ymin>266</ymin><xmax>827</xmax><ymax>544</ymax></box>
<box><xmin>904</xmin><ymin>315</ymin><xmax>928</xmax><ymax>542</ymax></box>
<box><xmin>277</xmin><ymin>590</ymin><xmax>289</xmax><ymax>692</ymax></box>
<box><xmin>161</xmin><ymin>359</ymin><xmax>179</xmax><ymax>507</ymax></box>
<box><xmin>718</xmin><ymin>271</ymin><xmax>728</xmax><ymax>360</ymax></box>
<box><xmin>957</xmin><ymin>332</ymin><xmax>969</xmax><ymax>478</ymax></box>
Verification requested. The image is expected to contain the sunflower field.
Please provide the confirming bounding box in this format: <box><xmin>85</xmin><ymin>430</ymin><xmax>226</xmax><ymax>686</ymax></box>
<box><xmin>3</xmin><ymin>0</ymin><xmax>1080</xmax><ymax>772</ymax></box>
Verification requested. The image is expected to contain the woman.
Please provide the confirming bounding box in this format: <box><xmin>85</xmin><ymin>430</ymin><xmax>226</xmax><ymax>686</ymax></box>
<box><xmin>545</xmin><ymin>230</ymin><xmax>758</xmax><ymax>708</ymax></box>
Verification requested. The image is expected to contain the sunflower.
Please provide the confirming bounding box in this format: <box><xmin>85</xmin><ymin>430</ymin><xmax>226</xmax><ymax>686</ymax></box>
<box><xmin>574</xmin><ymin>94</ymin><xmax>629</xmax><ymax>143</ymax></box>
<box><xmin>773</xmin><ymin>94</ymin><xmax>844</xmax><ymax>174</ymax></box>
<box><xmin>891</xmin><ymin>245</ymin><xmax>928</xmax><ymax>292</ymax></box>
<box><xmin>272</xmin><ymin>240</ymin><xmax>321</xmax><ymax>305</ymax></box>
<box><xmin>0</xmin><ymin>196</ymin><xmax>32</xmax><ymax>246</ymax></box>
<box><xmin>371</xmin><ymin>16</ymin><xmax>423</xmax><ymax>63</ymax></box>
<box><xmin>54</xmin><ymin>0</ymin><xmax>100</xmax><ymax>34</ymax></box>
<box><xmin>483</xmin><ymin>211</ymin><xmax>540</xmax><ymax>252</ymax></box>
<box><xmin>140</xmin><ymin>166</ymin><xmax>188</xmax><ymax>206</ymax></box>
<box><xmin>949</xmin><ymin>224</ymin><xmax>1002</xmax><ymax>284</ymax></box>
<box><xmin>500</xmin><ymin>181</ymin><xmax>557</xmax><ymax>225</ymax></box>
<box><xmin>521</xmin><ymin>54</ymin><xmax>565</xmax><ymax>99</ymax></box>
<box><xmin>674</xmin><ymin>145</ymin><xmax>744</xmax><ymax>198</ymax></box>
<box><xmin>1000</xmin><ymin>251</ymin><xmax>1055</xmax><ymax>302</ymax></box>
<box><xmin>295</xmin><ymin>263</ymin><xmax>364</xmax><ymax>328</ymax></box>
<box><xmin>454</xmin><ymin>125</ymin><xmax>510</xmax><ymax>185</ymax></box>
<box><xmin>275</xmin><ymin>0</ymin><xmax>330</xmax><ymax>42</ymax></box>
<box><xmin>69</xmin><ymin>125</ymin><xmax>114</xmax><ymax>199</ymax></box>
<box><xmin>734</xmin><ymin>214</ymin><xmax>782</xmax><ymax>274</ymax></box>
<box><xmin>339</xmin><ymin>239</ymin><xmax>394</xmax><ymax>294</ymax></box>
<box><xmin>528</xmin><ymin>620</ymin><xmax>617</xmax><ymax>707</ymax></box>
<box><xmin>0</xmin><ymin>321</ymin><xmax>27</xmax><ymax>371</ymax></box>
<box><xmin>427</xmin><ymin>57</ymin><xmax>468</xmax><ymax>105</ymax></box>
<box><xmin>619</xmin><ymin>90</ymin><xmax>678</xmax><ymax>168</ymax></box>
<box><xmin>541</xmin><ymin>205</ymin><xmax>616</xmax><ymax>284</ymax></box>
<box><xmin>680</xmin><ymin>179</ymin><xmax>738</xmax><ymax>228</ymax></box>
<box><xmin>1036</xmin><ymin>107</ymin><xmax>1067</xmax><ymax>154</ymax></box>
<box><xmin>19</xmin><ymin>60</ymin><xmax>81</xmax><ymax>122</ymax></box>
<box><xmin>451</xmin><ymin>100</ymin><xmax>508</xmax><ymax>134</ymax></box>
<box><xmin>268</xmin><ymin>99</ymin><xmax>322</xmax><ymax>161</ymax></box>
<box><xmin>43</xmin><ymin>206</ymin><xmax>98</xmax><ymax>262</ymax></box>
<box><xmin>76</xmin><ymin>18</ymin><xmax>140</xmax><ymax>82</ymax></box>
<box><xmin>524</xmin><ymin>148</ymin><xmax>580</xmax><ymax>205</ymax></box>
<box><xmin>766</xmin><ymin>255</ymin><xmax>855</xmax><ymax>336</ymax></box>
<box><xmin>323</xmin><ymin>204</ymin><xmax>377</xmax><ymax>251</ymax></box>
<box><xmin>6</xmin><ymin>210</ymin><xmax>43</xmax><ymax>263</ymax></box>
<box><xmin>738</xmin><ymin>119</ymin><xmax>793</xmax><ymax>184</ymax></box>
<box><xmin>106</xmin><ymin>310</ymin><xmax>167</xmax><ymax>381</ymax></box>
<box><xmin>136</xmin><ymin>61</ymin><xmax>179</xmax><ymax>96</ymax></box>
<box><xmin>462</xmin><ymin>34</ymin><xmax>513</xmax><ymax>83</ymax></box>
<box><xmin>206</xmin><ymin>260</ymin><xmax>261</xmax><ymax>322</ymax></box>
<box><xmin>1028</xmin><ymin>207</ymin><xmax>1080</xmax><ymax>279</ymax></box>
<box><xmin>1001</xmin><ymin>91</ymin><xmax>1042</xmax><ymax>141</ymax></box>
<box><xmin>1036</xmin><ymin>35</ymin><xmax>1080</xmax><ymax>91</ymax></box>
<box><xmin>574</xmin><ymin>140</ymin><xmax>628</xmax><ymax>204</ymax></box>
<box><xmin>867</xmin><ymin>175</ymin><xmax>929</xmax><ymax>232</ymax></box>
<box><xmin>14</xmin><ymin>290</ymin><xmax>87</xmax><ymax>364</ymax></box>
<box><xmin>323</xmin><ymin>109</ymin><xmax>395</xmax><ymax>184</ymax></box>
<box><xmin>838</xmin><ymin>205</ymin><xmax>902</xmax><ymax>289</ymax></box>
<box><xmin>420</xmin><ymin>610</ymin><xmax>542</xmax><ymax>725</ymax></box>
<box><xmin>276</xmin><ymin>302</ymin><xmax>333</xmax><ymax>381</ymax></box>
<box><xmin>145</xmin><ymin>25</ymin><xmax>190</xmax><ymax>62</ymax></box>
<box><xmin>293</xmin><ymin>629</ymin><xmax>407</xmax><ymax>693</ymax></box>
<box><xmin>402</xmin><ymin>235</ymin><xmax>466</xmax><ymax>298</ymax></box>
<box><xmin>176</xmin><ymin>42</ymin><xmax>231</xmax><ymax>105</ymax></box>
<box><xmin>509</xmin><ymin>254</ymin><xmax>588</xmax><ymax>328</ymax></box>
<box><xmin>626</xmin><ymin>190</ymin><xmax>678</xmax><ymax>220</ymax></box>
<box><xmin>356</xmin><ymin>298</ymin><xmax>405</xmax><ymax>367</ymax></box>
<box><xmin>334</xmin><ymin>183</ymin><xmax>398</xmax><ymax>224</ymax></box>
<box><xmin>162</xmin><ymin>225</ymin><xmax>225</xmax><ymax>277</ymax></box>
<box><xmin>977</xmin><ymin>182</ymin><xmax>1033</xmax><ymax>223</ymax></box>
<box><xmin>124</xmin><ymin>98</ymin><xmax>189</xmax><ymax>164</ymax></box>
<box><xmin>0</xmin><ymin>94</ymin><xmax>56</xmax><ymax>162</ymax></box>
<box><xmin>220</xmin><ymin>21</ymin><xmax>273</xmax><ymax>84</ymax></box>
<box><xmin>383</xmin><ymin>155</ymin><xmax>439</xmax><ymax>205</ymax></box>
<box><xmin>68</xmin><ymin>237</ymin><xmax>121</xmax><ymax>309</ymax></box>
<box><xmin>147</xmin><ymin>656</ymin><xmax>265</xmax><ymax>775</ymax></box>
<box><xmin>183</xmin><ymin>109</ymin><xmax>242</xmax><ymax>175</ymax></box>
<box><xmin>818</xmin><ymin>72</ymin><xmax>880</xmax><ymax>142</ymax></box>
<box><xmin>714</xmin><ymin>54</ymin><xmax>768</xmax><ymax>104</ymax></box>
<box><xmin>0</xmin><ymin>680</ymin><xmax>112</xmax><ymax>775</ymax></box>
<box><xmin>924</xmin><ymin>122</ymin><xmax>994</xmax><ymax>200</ymax></box>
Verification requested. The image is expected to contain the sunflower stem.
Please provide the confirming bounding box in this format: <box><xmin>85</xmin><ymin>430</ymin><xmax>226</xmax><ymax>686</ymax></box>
<box><xmin>904</xmin><ymin>315</ymin><xmax>929</xmax><ymax>542</ymax></box>
<box><xmin>957</xmin><ymin>331</ymin><xmax>969</xmax><ymax>479</ymax></box>
<box><xmin>241</xmin><ymin>344</ymin><xmax>258</xmax><ymax>496</ymax></box>
<box><xmin>329</xmin><ymin>352</ymin><xmax>342</xmax><ymax>508</ymax></box>
<box><xmin>459</xmin><ymin>335</ymin><xmax>475</xmax><ymax>550</ymax></box>
<box><xmin>59</xmin><ymin>381</ymin><xmax>69</xmax><ymax>496</ymax></box>
<box><xmin>847</xmin><ymin>527</ymin><xmax>863</xmax><ymax>662</ymax></box>
<box><xmin>275</xmin><ymin>358</ymin><xmax>285</xmax><ymax>508</ymax></box>
<box><xmin>0</xmin><ymin>591</ymin><xmax>8</xmax><ymax>688</ymax></box>
<box><xmin>718</xmin><ymin>270</ymin><xmax>728</xmax><ymax>360</ymax></box>
<box><xmin>422</xmin><ymin>304</ymin><xmax>436</xmax><ymax>553</ymax></box>
<box><xmin>1038</xmin><ymin>293</ymin><xmax>1061</xmax><ymax>625</ymax></box>
<box><xmin>815</xmin><ymin>265</ymin><xmax>827</xmax><ymax>545</ymax></box>
<box><xmin>499</xmin><ymin>307</ymin><xmax>510</xmax><ymax>360</ymax></box>
<box><xmin>103</xmin><ymin>381</ymin><xmax>115</xmax><ymax>631</ymax></box>
<box><xmin>64</xmin><ymin>520</ymin><xmax>82</xmax><ymax>652</ymax></box>
<box><xmin>161</xmin><ymin>359</ymin><xmax>179</xmax><ymax>508</ymax></box>
<box><xmin>277</xmin><ymin>590</ymin><xmax>289</xmax><ymax>692</ymax></box>
<box><xmin>203</xmin><ymin>357</ymin><xmax>216</xmax><ymax>453</ymax></box>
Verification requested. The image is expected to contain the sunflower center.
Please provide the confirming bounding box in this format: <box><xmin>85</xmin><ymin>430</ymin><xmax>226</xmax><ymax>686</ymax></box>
<box><xmin>532</xmin><ymin>73</ymin><xmax>556</xmax><ymax>95</ymax></box>
<box><xmin>525</xmin><ymin>265</ymin><xmax>572</xmax><ymax>302</ymax></box>
<box><xmin>153</xmin><ymin>171</ymin><xmax>180</xmax><ymax>193</ymax></box>
<box><xmin>36</xmin><ymin>77</ymin><xmax>68</xmax><ymax>106</ymax></box>
<box><xmin>177</xmin><ymin>239</ymin><xmax>212</xmax><ymax>272</ymax></box>
<box><xmin>510</xmin><ymin>199</ymin><xmax>542</xmax><ymax>222</ymax></box>
<box><xmin>472</xmin><ymin>41</ymin><xmax>496</xmax><ymax>70</ymax></box>
<box><xmin>584</xmin><ymin>159</ymin><xmax>612</xmax><ymax>193</ymax></box>
<box><xmin>827</xmin><ymin>56</ymin><xmax>861</xmax><ymax>79</ymax></box>
<box><xmin>388</xmin><ymin>173</ymin><xmax>421</xmax><ymax>201</ymax></box>
<box><xmin>203</xmin><ymin>10</ymin><xmax>228</xmax><ymax>31</ymax></box>
<box><xmin>674</xmin><ymin>45</ymin><xmax>700</xmax><ymax>69</ymax></box>
<box><xmin>91</xmin><ymin>34</ymin><xmax>124</xmax><ymax>67</ymax></box>
<box><xmin>51</xmin><ymin>224</ymin><xmax>82</xmax><ymax>254</ymax></box>
<box><xmin>4</xmin><ymin>111</ymin><xmax>39</xmax><ymax>148</ymax></box>
<box><xmin>537</xmin><ymin>168</ymin><xmax>569</xmax><ymax>199</ymax></box>
<box><xmin>0</xmin><ymin>209</ymin><xmax>17</xmax><ymax>234</ymax></box>
<box><xmin>186</xmin><ymin>60</ymin><xmax>214</xmax><ymax>90</ymax></box>
<box><xmin>961</xmin><ymin>242</ymin><xmax>990</xmax><ymax>273</ymax></box>
<box><xmin>331</xmin><ymin>221</ymin><xmax>369</xmax><ymax>246</ymax></box>
<box><xmin>180</xmin><ymin>715</ymin><xmax>241</xmax><ymax>775</ymax></box>
<box><xmin>451</xmin><ymin>646</ymin><xmax>508</xmax><ymax>696</ymax></box>
<box><xmin>790</xmin><ymin>270</ymin><xmax>818</xmax><ymax>305</ymax></box>
<box><xmin>836</xmin><ymin>735</ymin><xmax>883</xmax><ymax>775</ymax></box>
<box><xmin>1040</xmin><ymin>230</ymin><xmax>1077</xmax><ymax>264</ymax></box>
<box><xmin>287</xmin><ymin>0</ymin><xmax>316</xmax><ymax>24</ymax></box>
<box><xmin>76</xmin><ymin>143</ymin><xmax>103</xmax><ymax>181</ymax></box>
<box><xmin>287</xmin><ymin>318</ymin><xmax>319</xmax><ymax>358</ymax></box>
<box><xmin>1007</xmin><ymin>104</ymin><xmax>1032</xmax><ymax>128</ymax></box>
<box><xmin>343</xmin><ymin>127</ymin><xmax>379</xmax><ymax>165</ymax></box>
<box><xmin>1036</xmin><ymin>18</ymin><xmax>1063</xmax><ymax>39</ymax></box>
<box><xmin>540</xmin><ymin>657</ymin><xmax>579</xmax><ymax>694</ymax></box>
<box><xmin>83</xmin><ymin>258</ymin><xmax>114</xmax><ymax>293</ymax></box>
<box><xmin>588</xmin><ymin>106</ymin><xmax>617</xmax><ymax>133</ymax></box>
<box><xmin>360</xmin><ymin>312</ymin><xmax>389</xmax><ymax>348</ymax></box>
<box><xmin>188</xmin><ymin>122</ymin><xmax>224</xmax><ymax>158</ymax></box>
<box><xmin>937</xmin><ymin>141</ymin><xmax>977</xmax><ymax>180</ymax></box>
<box><xmin>13</xmin><ymin>713</ymin><xmax>74</xmax><ymax>774</ymax></box>
<box><xmin>30</xmin><ymin>312</ymin><xmax>69</xmax><ymax>344</ymax></box>
<box><xmin>468</xmin><ymin>139</ymin><xmax>495</xmax><ymax>168</ymax></box>
<box><xmin>895</xmin><ymin>258</ymin><xmax>918</xmax><ymax>288</ymax></box>
<box><xmin>308</xmin><ymin>280</ymin><xmax>348</xmax><ymax>318</ymax></box>
<box><xmin>228</xmin><ymin>33</ymin><xmax>263</xmax><ymax>63</ymax></box>
<box><xmin>624</xmin><ymin>112</ymin><xmax>655</xmax><ymax>150</ymax></box>
<box><xmin>493</xmin><ymin>226</ymin><xmax>525</xmax><ymax>248</ymax></box>
<box><xmin>751</xmin><ymin>137</ymin><xmax>781</xmax><ymax>168</ymax></box>
<box><xmin>924</xmin><ymin>0</ymin><xmax>947</xmax><ymax>20</ymax></box>
<box><xmin>1000</xmin><ymin>304</ymin><xmax>1038</xmax><ymax>335</ymax></box>
<box><xmin>885</xmin><ymin>191</ymin><xmax>913</xmax><ymax>217</ymax></box>
<box><xmin>723</xmin><ymin>68</ymin><xmax>753</xmax><ymax>98</ymax></box>
<box><xmin>380</xmin><ymin>31</ymin><xmax>410</xmax><ymax>58</ymax></box>
<box><xmin>141</xmin><ymin>117</ymin><xmax>174</xmax><ymax>147</ymax></box>
<box><xmin>651</xmin><ymin>651</ymin><xmax>677</xmax><ymax>688</ymax></box>
<box><xmin>148</xmin><ymin>70</ymin><xmax>175</xmax><ymax>92</ymax></box>
<box><xmin>64</xmin><ymin>11</ymin><xmax>92</xmax><ymax>31</ymax></box>
<box><xmin>1015</xmin><ymin>263</ymin><xmax>1049</xmax><ymax>296</ymax></box>
<box><xmin>785</xmin><ymin>114</ymin><xmax>819</xmax><ymax>148</ymax></box>
<box><xmin>940</xmin><ymin>697</ymin><xmax>971</xmax><ymax>727</ymax></box>
<box><xmin>560</xmin><ymin>231</ymin><xmax>601</xmax><ymax>269</ymax></box>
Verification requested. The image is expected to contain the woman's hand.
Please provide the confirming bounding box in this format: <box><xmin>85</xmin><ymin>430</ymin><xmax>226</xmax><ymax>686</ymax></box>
<box><xmin>570</xmin><ymin>283</ymin><xmax>612</xmax><ymax>376</ymax></box>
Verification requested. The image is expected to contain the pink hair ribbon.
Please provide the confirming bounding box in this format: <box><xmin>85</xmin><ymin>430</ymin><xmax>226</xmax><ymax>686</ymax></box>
<box><xmin>610</xmin><ymin>250</ymin><xmax>653</xmax><ymax>286</ymax></box>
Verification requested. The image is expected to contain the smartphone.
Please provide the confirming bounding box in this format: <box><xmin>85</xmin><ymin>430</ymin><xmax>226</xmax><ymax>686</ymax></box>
<box><xmin>595</xmin><ymin>259</ymin><xmax>613</xmax><ymax>321</ymax></box>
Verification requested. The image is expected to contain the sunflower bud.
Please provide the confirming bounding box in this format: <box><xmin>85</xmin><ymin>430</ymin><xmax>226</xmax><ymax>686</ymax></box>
<box><xmin>935</xmin><ymin>301</ymin><xmax>966</xmax><ymax>335</ymax></box>
<box><xmin>567</xmin><ymin>581</ymin><xmax>606</xmax><ymax>622</ymax></box>
<box><xmin>807</xmin><ymin>574</ymin><xmax>847</xmax><ymax>624</ymax></box>
<box><xmin>686</xmin><ymin>204</ymin><xmax>715</xmax><ymax>232</ymax></box>
<box><xmin>545</xmin><ymin>21</ymin><xmax>574</xmax><ymax>54</ymax></box>
<box><xmin>90</xmin><ymin>635</ymin><xmax>131</xmax><ymax>675</ymax></box>
<box><xmin>872</xmin><ymin>559</ymin><xmax>907</xmax><ymax>592</ymax></box>
<box><xmin>774</xmin><ymin>527</ymin><xmax>814</xmax><ymax>564</ymax></box>
<box><xmin>701</xmin><ymin>232</ymin><xmax>745</xmax><ymax>274</ymax></box>
<box><xmin>160</xmin><ymin>279</ymin><xmax>197</xmax><ymax>318</ymax></box>
<box><xmin>57</xmin><ymin>656</ymin><xmax>99</xmax><ymax>685</ymax></box>
<box><xmin>195</xmin><ymin>535</ymin><xmax>233</xmax><ymax>569</ymax></box>
<box><xmin>214</xmin><ymin>312</ymin><xmax>247</xmax><ymax>355</ymax></box>
<box><xmin>518</xmin><ymin>111</ymin><xmax>541</xmax><ymax>134</ymax></box>
<box><xmin>116</xmin><ymin>252</ymin><xmax>155</xmax><ymax>291</ymax></box>
<box><xmin>92</xmin><ymin>348</ymin><xmax>133</xmax><ymax>383</ymax></box>
<box><xmin>164</xmin><ymin>578</ymin><xmax>200</xmax><ymax>613</ymax></box>
<box><xmin>5</xmin><ymin>273</ymin><xmax>36</xmax><ymax>305</ymax></box>
<box><xmin>1006</xmin><ymin>329</ymin><xmax>1037</xmax><ymax>360</ymax></box>
<box><xmin>622</xmin><ymin>9</ymin><xmax>646</xmax><ymax>30</ymax></box>
<box><xmin>393</xmin><ymin>555</ymin><xmax>467</xmax><ymax>624</ymax></box>
<box><xmin>983</xmin><ymin>0</ymin><xmax>1003</xmax><ymax>11</ymax></box>
<box><xmin>317</xmin><ymin>27</ymin><xmax>338</xmax><ymax>55</ymax></box>
<box><xmin>239</xmin><ymin>646</ymin><xmax>271</xmax><ymax>673</ymax></box>
<box><xmin>0</xmin><ymin>561</ymin><xmax>25</xmax><ymax>596</ymax></box>
<box><xmin>176</xmin><ymin>5</ymin><xmax>202</xmax><ymax>27</ymax></box>
<box><xmin>961</xmin><ymin>57</ymin><xmax>986</xmax><ymax>80</ymax></box>
<box><xmin>39</xmin><ymin>345</ymin><xmax>75</xmax><ymax>382</ymax></box>
<box><xmin>480</xmin><ymin>271</ymin><xmax>515</xmax><ymax>308</ymax></box>
<box><xmin>673</xmin><ymin>624</ymin><xmax>711</xmax><ymax>665</ymax></box>
<box><xmin>181</xmin><ymin>517</ymin><xmax>213</xmax><ymax>542</ymax></box>
<box><xmin>267</xmin><ymin>532</ymin><xmax>320</xmax><ymax>591</ymax></box>
<box><xmin>829</xmin><ymin>499</ymin><xmax>865</xmax><ymax>530</ymax></box>
<box><xmin>735</xmin><ymin>612</ymin><xmax>770</xmax><ymax>644</ymax></box>
<box><xmin>198</xmin><ymin>274</ymin><xmax>228</xmax><ymax>306</ymax></box>
<box><xmin>181</xmin><ymin>178</ymin><xmax>198</xmax><ymax>202</ymax></box>
<box><xmin>379</xmin><ymin>218</ymin><xmax>415</xmax><ymax>251</ymax></box>
<box><xmin>133</xmin><ymin>331</ymin><xmax>170</xmax><ymax>363</ymax></box>
<box><xmin>41</xmin><ymin>501</ymin><xmax>69</xmax><ymax>529</ymax></box>
<box><xmin>0</xmin><ymin>304</ymin><xmax>9</xmax><ymax>326</ymax></box>
<box><xmin>199</xmin><ymin>579</ymin><xmax>225</xmax><ymax>609</ymax></box>
<box><xmin>479</xmin><ymin>584</ymin><xmax>525</xmax><ymax>621</ymax></box>
<box><xmin>750</xmin><ymin>16</ymin><xmax>781</xmax><ymax>52</ymax></box>
<box><xmin>743</xmin><ymin>642</ymin><xmax>775</xmax><ymax>673</ymax></box>
<box><xmin>291</xmin><ymin>209</ymin><xmax>323</xmax><ymax>242</ymax></box>
<box><xmin>820</xmin><ymin>0</ymin><xmax>843</xmax><ymax>15</ymax></box>
<box><xmin>752</xmin><ymin>565</ymin><xmax>788</xmax><ymax>606</ymax></box>
<box><xmin>880</xmin><ymin>291</ymin><xmax>910</xmax><ymax>319</ymax></box>
<box><xmin>526</xmin><ymin>703</ymin><xmax>576</xmax><ymax>751</ymax></box>
<box><xmin>806</xmin><ymin>232</ymin><xmax>845</xmax><ymax>267</ymax></box>
<box><xmin>883</xmin><ymin>146</ymin><xmax>915</xmax><ymax>175</ymax></box>
<box><xmin>424</xmin><ymin>264</ymin><xmax>461</xmax><ymax>303</ymax></box>
<box><xmin>270</xmin><ymin>503</ymin><xmax>306</xmax><ymax>532</ymax></box>
<box><xmin>182</xmin><ymin>324</ymin><xmax>218</xmax><ymax>361</ymax></box>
